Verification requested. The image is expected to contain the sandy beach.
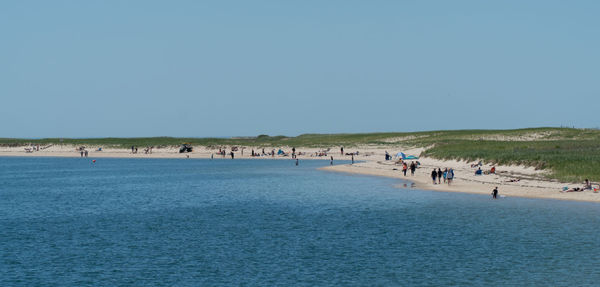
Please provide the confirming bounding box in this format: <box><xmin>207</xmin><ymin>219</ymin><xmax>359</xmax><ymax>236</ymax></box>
<box><xmin>2</xmin><ymin>144</ymin><xmax>598</xmax><ymax>202</ymax></box>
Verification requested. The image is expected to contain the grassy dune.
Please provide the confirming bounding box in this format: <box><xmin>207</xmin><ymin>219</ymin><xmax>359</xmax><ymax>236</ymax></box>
<box><xmin>2</xmin><ymin>127</ymin><xmax>599</xmax><ymax>182</ymax></box>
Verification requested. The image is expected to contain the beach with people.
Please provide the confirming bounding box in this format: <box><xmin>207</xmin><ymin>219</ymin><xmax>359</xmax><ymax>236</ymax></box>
<box><xmin>2</xmin><ymin>133</ymin><xmax>598</xmax><ymax>203</ymax></box>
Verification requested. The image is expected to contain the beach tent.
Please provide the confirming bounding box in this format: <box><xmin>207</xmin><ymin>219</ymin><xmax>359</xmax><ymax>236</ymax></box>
<box><xmin>399</xmin><ymin>152</ymin><xmax>419</xmax><ymax>160</ymax></box>
<box><xmin>277</xmin><ymin>149</ymin><xmax>284</xmax><ymax>155</ymax></box>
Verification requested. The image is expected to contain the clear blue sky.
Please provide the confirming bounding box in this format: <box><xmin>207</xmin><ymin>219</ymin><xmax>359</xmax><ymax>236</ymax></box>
<box><xmin>1</xmin><ymin>0</ymin><xmax>598</xmax><ymax>138</ymax></box>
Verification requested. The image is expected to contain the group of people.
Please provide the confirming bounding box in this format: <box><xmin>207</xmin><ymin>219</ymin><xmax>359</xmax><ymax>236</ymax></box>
<box><xmin>401</xmin><ymin>161</ymin><xmax>418</xmax><ymax>176</ymax></box>
<box><xmin>563</xmin><ymin>179</ymin><xmax>596</xmax><ymax>192</ymax></box>
<box><xmin>474</xmin><ymin>166</ymin><xmax>496</xmax><ymax>175</ymax></box>
<box><xmin>430</xmin><ymin>168</ymin><xmax>455</xmax><ymax>185</ymax></box>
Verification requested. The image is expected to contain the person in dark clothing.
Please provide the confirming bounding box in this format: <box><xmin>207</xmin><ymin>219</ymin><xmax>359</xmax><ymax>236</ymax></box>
<box><xmin>230</xmin><ymin>152</ymin><xmax>234</xmax><ymax>159</ymax></box>
<box><xmin>351</xmin><ymin>154</ymin><xmax>354</xmax><ymax>164</ymax></box>
<box><xmin>341</xmin><ymin>147</ymin><xmax>344</xmax><ymax>155</ymax></box>
<box><xmin>492</xmin><ymin>187</ymin><xmax>498</xmax><ymax>199</ymax></box>
<box><xmin>431</xmin><ymin>169</ymin><xmax>437</xmax><ymax>184</ymax></box>
<box><xmin>330</xmin><ymin>156</ymin><xmax>333</xmax><ymax>165</ymax></box>
<box><xmin>410</xmin><ymin>162</ymin><xmax>416</xmax><ymax>176</ymax></box>
<box><xmin>437</xmin><ymin>168</ymin><xmax>442</xmax><ymax>184</ymax></box>
<box><xmin>295</xmin><ymin>159</ymin><xmax>299</xmax><ymax>166</ymax></box>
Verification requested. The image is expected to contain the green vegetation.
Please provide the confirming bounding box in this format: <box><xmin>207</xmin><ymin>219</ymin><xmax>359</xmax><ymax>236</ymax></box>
<box><xmin>2</xmin><ymin>127</ymin><xmax>599</xmax><ymax>182</ymax></box>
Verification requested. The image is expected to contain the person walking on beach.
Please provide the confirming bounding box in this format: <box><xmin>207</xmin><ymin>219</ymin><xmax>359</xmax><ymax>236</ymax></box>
<box><xmin>131</xmin><ymin>146</ymin><xmax>135</xmax><ymax>153</ymax></box>
<box><xmin>443</xmin><ymin>168</ymin><xmax>448</xmax><ymax>183</ymax></box>
<box><xmin>84</xmin><ymin>150</ymin><xmax>88</xmax><ymax>157</ymax></box>
<box><xmin>492</xmin><ymin>187</ymin><xmax>498</xmax><ymax>199</ymax></box>
<box><xmin>351</xmin><ymin>154</ymin><xmax>354</xmax><ymax>164</ymax></box>
<box><xmin>431</xmin><ymin>169</ymin><xmax>437</xmax><ymax>184</ymax></box>
<box><xmin>402</xmin><ymin>162</ymin><xmax>408</xmax><ymax>176</ymax></box>
<box><xmin>230</xmin><ymin>151</ymin><xmax>234</xmax><ymax>159</ymax></box>
<box><xmin>341</xmin><ymin>147</ymin><xmax>344</xmax><ymax>155</ymax></box>
<box><xmin>447</xmin><ymin>168</ymin><xmax>454</xmax><ymax>185</ymax></box>
<box><xmin>410</xmin><ymin>161</ymin><xmax>416</xmax><ymax>176</ymax></box>
<box><xmin>437</xmin><ymin>168</ymin><xmax>442</xmax><ymax>184</ymax></box>
<box><xmin>330</xmin><ymin>156</ymin><xmax>333</xmax><ymax>165</ymax></box>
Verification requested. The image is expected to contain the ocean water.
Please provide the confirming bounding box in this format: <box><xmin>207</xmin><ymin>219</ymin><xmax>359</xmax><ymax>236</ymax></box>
<box><xmin>1</xmin><ymin>157</ymin><xmax>600</xmax><ymax>286</ymax></box>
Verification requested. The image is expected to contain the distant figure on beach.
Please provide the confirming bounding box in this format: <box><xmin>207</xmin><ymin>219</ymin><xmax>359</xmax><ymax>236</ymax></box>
<box><xmin>447</xmin><ymin>168</ymin><xmax>454</xmax><ymax>185</ymax></box>
<box><xmin>330</xmin><ymin>156</ymin><xmax>333</xmax><ymax>165</ymax></box>
<box><xmin>409</xmin><ymin>162</ymin><xmax>416</xmax><ymax>176</ymax></box>
<box><xmin>341</xmin><ymin>147</ymin><xmax>344</xmax><ymax>155</ymax></box>
<box><xmin>431</xmin><ymin>169</ymin><xmax>437</xmax><ymax>184</ymax></box>
<box><xmin>135</xmin><ymin>147</ymin><xmax>138</xmax><ymax>154</ymax></box>
<box><xmin>295</xmin><ymin>159</ymin><xmax>299</xmax><ymax>166</ymax></box>
<box><xmin>437</xmin><ymin>168</ymin><xmax>442</xmax><ymax>184</ymax></box>
<box><xmin>385</xmin><ymin>151</ymin><xmax>390</xmax><ymax>161</ymax></box>
<box><xmin>584</xmin><ymin>179</ymin><xmax>592</xmax><ymax>190</ymax></box>
<box><xmin>131</xmin><ymin>146</ymin><xmax>135</xmax><ymax>153</ymax></box>
<box><xmin>402</xmin><ymin>162</ymin><xmax>408</xmax><ymax>176</ymax></box>
<box><xmin>80</xmin><ymin>150</ymin><xmax>84</xmax><ymax>157</ymax></box>
<box><xmin>351</xmin><ymin>154</ymin><xmax>354</xmax><ymax>164</ymax></box>
<box><xmin>475</xmin><ymin>167</ymin><xmax>482</xmax><ymax>175</ymax></box>
<box><xmin>211</xmin><ymin>154</ymin><xmax>214</xmax><ymax>160</ymax></box>
<box><xmin>84</xmin><ymin>150</ymin><xmax>88</xmax><ymax>157</ymax></box>
<box><xmin>443</xmin><ymin>168</ymin><xmax>448</xmax><ymax>183</ymax></box>
<box><xmin>492</xmin><ymin>187</ymin><xmax>498</xmax><ymax>199</ymax></box>
<box><xmin>230</xmin><ymin>152</ymin><xmax>234</xmax><ymax>159</ymax></box>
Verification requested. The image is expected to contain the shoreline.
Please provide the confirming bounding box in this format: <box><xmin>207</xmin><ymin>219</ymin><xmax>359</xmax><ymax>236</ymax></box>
<box><xmin>320</xmin><ymin>161</ymin><xmax>600</xmax><ymax>203</ymax></box>
<box><xmin>2</xmin><ymin>144</ymin><xmax>598</xmax><ymax>203</ymax></box>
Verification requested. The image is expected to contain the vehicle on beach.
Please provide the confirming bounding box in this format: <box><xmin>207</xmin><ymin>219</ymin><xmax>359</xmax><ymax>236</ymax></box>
<box><xmin>179</xmin><ymin>143</ymin><xmax>193</xmax><ymax>153</ymax></box>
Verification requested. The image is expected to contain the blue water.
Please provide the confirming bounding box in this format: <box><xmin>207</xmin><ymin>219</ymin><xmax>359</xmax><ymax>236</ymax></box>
<box><xmin>1</xmin><ymin>157</ymin><xmax>600</xmax><ymax>286</ymax></box>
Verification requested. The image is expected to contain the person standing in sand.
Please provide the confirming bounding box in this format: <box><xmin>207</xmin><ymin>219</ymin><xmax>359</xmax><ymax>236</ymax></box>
<box><xmin>402</xmin><ymin>162</ymin><xmax>408</xmax><ymax>176</ymax></box>
<box><xmin>492</xmin><ymin>187</ymin><xmax>498</xmax><ymax>199</ymax></box>
<box><xmin>431</xmin><ymin>169</ymin><xmax>437</xmax><ymax>184</ymax></box>
<box><xmin>341</xmin><ymin>147</ymin><xmax>344</xmax><ymax>155</ymax></box>
<box><xmin>351</xmin><ymin>154</ymin><xmax>354</xmax><ymax>164</ymax></box>
<box><xmin>330</xmin><ymin>156</ymin><xmax>333</xmax><ymax>165</ymax></box>
<box><xmin>443</xmin><ymin>168</ymin><xmax>448</xmax><ymax>183</ymax></box>
<box><xmin>447</xmin><ymin>168</ymin><xmax>454</xmax><ymax>185</ymax></box>
<box><xmin>437</xmin><ymin>168</ymin><xmax>442</xmax><ymax>184</ymax></box>
<box><xmin>410</xmin><ymin>162</ymin><xmax>416</xmax><ymax>176</ymax></box>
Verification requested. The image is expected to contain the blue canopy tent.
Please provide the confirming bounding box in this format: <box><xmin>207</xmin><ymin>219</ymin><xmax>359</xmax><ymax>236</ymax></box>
<box><xmin>397</xmin><ymin>152</ymin><xmax>419</xmax><ymax>160</ymax></box>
